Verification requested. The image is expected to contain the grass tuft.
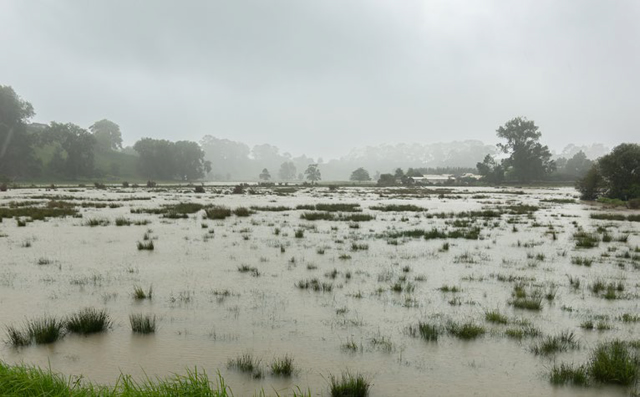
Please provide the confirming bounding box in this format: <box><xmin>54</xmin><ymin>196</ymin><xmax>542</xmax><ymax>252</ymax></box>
<box><xmin>589</xmin><ymin>340</ymin><xmax>639</xmax><ymax>385</ymax></box>
<box><xmin>446</xmin><ymin>321</ymin><xmax>485</xmax><ymax>340</ymax></box>
<box><xmin>270</xmin><ymin>355</ymin><xmax>294</xmax><ymax>377</ymax></box>
<box><xmin>129</xmin><ymin>314</ymin><xmax>156</xmax><ymax>334</ymax></box>
<box><xmin>66</xmin><ymin>308</ymin><xmax>111</xmax><ymax>335</ymax></box>
<box><xmin>329</xmin><ymin>372</ymin><xmax>370</xmax><ymax>397</ymax></box>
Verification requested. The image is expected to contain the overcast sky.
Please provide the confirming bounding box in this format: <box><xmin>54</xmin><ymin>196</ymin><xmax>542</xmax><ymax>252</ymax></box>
<box><xmin>1</xmin><ymin>0</ymin><xmax>638</xmax><ymax>159</ymax></box>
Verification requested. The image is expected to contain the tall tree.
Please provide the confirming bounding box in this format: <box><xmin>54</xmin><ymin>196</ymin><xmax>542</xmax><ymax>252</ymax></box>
<box><xmin>46</xmin><ymin>122</ymin><xmax>96</xmax><ymax>179</ymax></box>
<box><xmin>173</xmin><ymin>140</ymin><xmax>211</xmax><ymax>181</ymax></box>
<box><xmin>200</xmin><ymin>136</ymin><xmax>250</xmax><ymax>180</ymax></box>
<box><xmin>134</xmin><ymin>138</ymin><xmax>210</xmax><ymax>181</ymax></box>
<box><xmin>350</xmin><ymin>167</ymin><xmax>371</xmax><ymax>181</ymax></box>
<box><xmin>476</xmin><ymin>154</ymin><xmax>504</xmax><ymax>184</ymax></box>
<box><xmin>304</xmin><ymin>164</ymin><xmax>321</xmax><ymax>183</ymax></box>
<box><xmin>278</xmin><ymin>161</ymin><xmax>296</xmax><ymax>180</ymax></box>
<box><xmin>596</xmin><ymin>143</ymin><xmax>640</xmax><ymax>200</ymax></box>
<box><xmin>0</xmin><ymin>85</ymin><xmax>39</xmax><ymax>178</ymax></box>
<box><xmin>89</xmin><ymin>119</ymin><xmax>122</xmax><ymax>151</ymax></box>
<box><xmin>496</xmin><ymin>117</ymin><xmax>555</xmax><ymax>183</ymax></box>
<box><xmin>259</xmin><ymin>168</ymin><xmax>271</xmax><ymax>181</ymax></box>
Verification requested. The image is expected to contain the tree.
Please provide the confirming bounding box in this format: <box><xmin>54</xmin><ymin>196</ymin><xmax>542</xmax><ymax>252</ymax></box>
<box><xmin>496</xmin><ymin>117</ymin><xmax>555</xmax><ymax>182</ymax></box>
<box><xmin>576</xmin><ymin>165</ymin><xmax>603</xmax><ymax>200</ymax></box>
<box><xmin>350</xmin><ymin>167</ymin><xmax>371</xmax><ymax>182</ymax></box>
<box><xmin>476</xmin><ymin>154</ymin><xmax>504</xmax><ymax>184</ymax></box>
<box><xmin>562</xmin><ymin>151</ymin><xmax>593</xmax><ymax>178</ymax></box>
<box><xmin>377</xmin><ymin>173</ymin><xmax>396</xmax><ymax>186</ymax></box>
<box><xmin>45</xmin><ymin>122</ymin><xmax>96</xmax><ymax>179</ymax></box>
<box><xmin>595</xmin><ymin>143</ymin><xmax>640</xmax><ymax>200</ymax></box>
<box><xmin>278</xmin><ymin>161</ymin><xmax>296</xmax><ymax>180</ymax></box>
<box><xmin>304</xmin><ymin>164</ymin><xmax>321</xmax><ymax>183</ymax></box>
<box><xmin>0</xmin><ymin>85</ymin><xmax>39</xmax><ymax>178</ymax></box>
<box><xmin>200</xmin><ymin>136</ymin><xmax>250</xmax><ymax>181</ymax></box>
<box><xmin>173</xmin><ymin>140</ymin><xmax>211</xmax><ymax>180</ymax></box>
<box><xmin>89</xmin><ymin>119</ymin><xmax>122</xmax><ymax>151</ymax></box>
<box><xmin>134</xmin><ymin>138</ymin><xmax>210</xmax><ymax>181</ymax></box>
<box><xmin>259</xmin><ymin>168</ymin><xmax>271</xmax><ymax>181</ymax></box>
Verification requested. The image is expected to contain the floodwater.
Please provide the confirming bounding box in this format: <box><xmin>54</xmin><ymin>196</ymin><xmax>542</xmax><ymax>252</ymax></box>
<box><xmin>0</xmin><ymin>185</ymin><xmax>639</xmax><ymax>396</ymax></box>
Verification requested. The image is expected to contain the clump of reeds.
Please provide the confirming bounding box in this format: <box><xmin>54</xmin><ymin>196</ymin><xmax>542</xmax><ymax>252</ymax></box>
<box><xmin>133</xmin><ymin>285</ymin><xmax>153</xmax><ymax>300</ymax></box>
<box><xmin>66</xmin><ymin>308</ymin><xmax>111</xmax><ymax>335</ymax></box>
<box><xmin>408</xmin><ymin>322</ymin><xmax>439</xmax><ymax>342</ymax></box>
<box><xmin>270</xmin><ymin>355</ymin><xmax>294</xmax><ymax>377</ymax></box>
<box><xmin>137</xmin><ymin>240</ymin><xmax>154</xmax><ymax>250</ymax></box>
<box><xmin>227</xmin><ymin>353</ymin><xmax>263</xmax><ymax>378</ymax></box>
<box><xmin>329</xmin><ymin>372</ymin><xmax>370</xmax><ymax>397</ymax></box>
<box><xmin>129</xmin><ymin>314</ymin><xmax>156</xmax><ymax>334</ymax></box>
<box><xmin>531</xmin><ymin>331</ymin><xmax>578</xmax><ymax>356</ymax></box>
<box><xmin>446</xmin><ymin>321</ymin><xmax>485</xmax><ymax>340</ymax></box>
<box><xmin>485</xmin><ymin>310</ymin><xmax>508</xmax><ymax>325</ymax></box>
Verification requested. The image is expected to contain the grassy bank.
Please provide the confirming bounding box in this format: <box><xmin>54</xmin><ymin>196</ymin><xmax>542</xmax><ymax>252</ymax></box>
<box><xmin>0</xmin><ymin>362</ymin><xmax>311</xmax><ymax>397</ymax></box>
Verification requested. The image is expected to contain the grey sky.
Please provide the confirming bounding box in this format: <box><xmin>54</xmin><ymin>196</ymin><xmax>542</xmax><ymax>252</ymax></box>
<box><xmin>1</xmin><ymin>0</ymin><xmax>638</xmax><ymax>160</ymax></box>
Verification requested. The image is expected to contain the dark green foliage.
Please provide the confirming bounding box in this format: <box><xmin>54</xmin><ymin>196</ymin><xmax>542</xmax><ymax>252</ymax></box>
<box><xmin>66</xmin><ymin>308</ymin><xmax>111</xmax><ymax>335</ymax></box>
<box><xmin>0</xmin><ymin>85</ymin><xmax>39</xmax><ymax>178</ymax></box>
<box><xmin>476</xmin><ymin>154</ymin><xmax>505</xmax><ymax>184</ymax></box>
<box><xmin>350</xmin><ymin>167</ymin><xmax>371</xmax><ymax>182</ymax></box>
<box><xmin>329</xmin><ymin>372</ymin><xmax>370</xmax><ymax>397</ymax></box>
<box><xmin>133</xmin><ymin>138</ymin><xmax>211</xmax><ymax>181</ymax></box>
<box><xmin>304</xmin><ymin>164</ymin><xmax>321</xmax><ymax>183</ymax></box>
<box><xmin>495</xmin><ymin>117</ymin><xmax>555</xmax><ymax>183</ymax></box>
<box><xmin>45</xmin><ymin>122</ymin><xmax>97</xmax><ymax>179</ymax></box>
<box><xmin>596</xmin><ymin>143</ymin><xmax>640</xmax><ymax>200</ymax></box>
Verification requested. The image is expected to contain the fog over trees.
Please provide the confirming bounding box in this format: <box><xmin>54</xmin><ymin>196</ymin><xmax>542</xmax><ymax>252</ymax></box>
<box><xmin>0</xmin><ymin>84</ymin><xmax>623</xmax><ymax>186</ymax></box>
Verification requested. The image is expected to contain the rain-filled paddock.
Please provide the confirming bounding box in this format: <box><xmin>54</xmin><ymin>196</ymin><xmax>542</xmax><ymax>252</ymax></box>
<box><xmin>1</xmin><ymin>185</ymin><xmax>639</xmax><ymax>396</ymax></box>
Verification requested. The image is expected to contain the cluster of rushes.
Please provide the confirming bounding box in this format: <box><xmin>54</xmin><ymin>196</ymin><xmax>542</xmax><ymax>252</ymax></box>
<box><xmin>6</xmin><ymin>299</ymin><xmax>158</xmax><ymax>347</ymax></box>
<box><xmin>6</xmin><ymin>308</ymin><xmax>112</xmax><ymax>346</ymax></box>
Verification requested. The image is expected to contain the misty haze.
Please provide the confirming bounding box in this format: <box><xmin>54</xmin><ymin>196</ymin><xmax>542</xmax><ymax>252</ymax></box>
<box><xmin>1</xmin><ymin>1</ymin><xmax>640</xmax><ymax>396</ymax></box>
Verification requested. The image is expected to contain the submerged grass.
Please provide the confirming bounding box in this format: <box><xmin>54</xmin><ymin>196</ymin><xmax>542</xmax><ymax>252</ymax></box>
<box><xmin>446</xmin><ymin>321</ymin><xmax>485</xmax><ymax>340</ymax></box>
<box><xmin>531</xmin><ymin>331</ymin><xmax>578</xmax><ymax>356</ymax></box>
<box><xmin>129</xmin><ymin>314</ymin><xmax>156</xmax><ymax>334</ymax></box>
<box><xmin>227</xmin><ymin>353</ymin><xmax>263</xmax><ymax>378</ymax></box>
<box><xmin>66</xmin><ymin>308</ymin><xmax>111</xmax><ymax>335</ymax></box>
<box><xmin>270</xmin><ymin>355</ymin><xmax>294</xmax><ymax>377</ymax></box>
<box><xmin>329</xmin><ymin>372</ymin><xmax>370</xmax><ymax>397</ymax></box>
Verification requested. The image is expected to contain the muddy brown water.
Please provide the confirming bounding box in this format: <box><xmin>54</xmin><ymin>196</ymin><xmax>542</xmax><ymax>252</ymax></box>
<box><xmin>1</xmin><ymin>186</ymin><xmax>638</xmax><ymax>396</ymax></box>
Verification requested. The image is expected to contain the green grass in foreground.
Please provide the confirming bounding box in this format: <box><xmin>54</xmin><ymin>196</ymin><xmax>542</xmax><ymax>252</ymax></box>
<box><xmin>0</xmin><ymin>362</ymin><xmax>312</xmax><ymax>396</ymax></box>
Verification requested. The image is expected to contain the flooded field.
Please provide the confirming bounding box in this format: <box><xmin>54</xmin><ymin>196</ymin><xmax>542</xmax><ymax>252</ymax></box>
<box><xmin>1</xmin><ymin>185</ymin><xmax>639</xmax><ymax>396</ymax></box>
